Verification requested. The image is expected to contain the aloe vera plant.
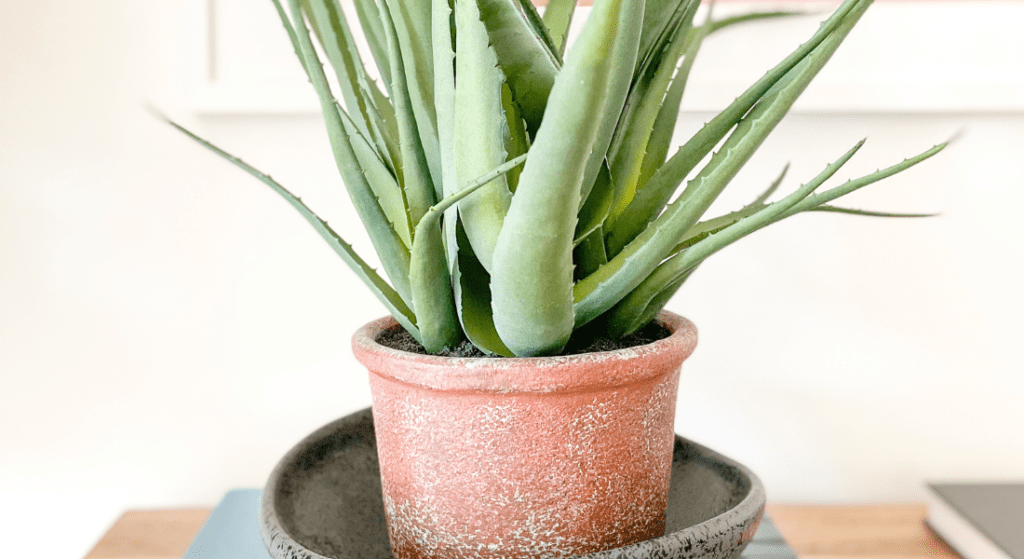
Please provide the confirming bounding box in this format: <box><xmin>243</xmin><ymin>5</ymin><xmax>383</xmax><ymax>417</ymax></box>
<box><xmin>171</xmin><ymin>0</ymin><xmax>945</xmax><ymax>357</ymax></box>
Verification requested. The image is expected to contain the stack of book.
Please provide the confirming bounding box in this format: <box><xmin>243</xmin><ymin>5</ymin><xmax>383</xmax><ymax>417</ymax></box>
<box><xmin>926</xmin><ymin>482</ymin><xmax>1024</xmax><ymax>559</ymax></box>
<box><xmin>184</xmin><ymin>489</ymin><xmax>797</xmax><ymax>558</ymax></box>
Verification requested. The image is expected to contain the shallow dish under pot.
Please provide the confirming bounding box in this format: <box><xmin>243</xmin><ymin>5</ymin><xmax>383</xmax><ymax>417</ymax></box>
<box><xmin>260</xmin><ymin>408</ymin><xmax>766</xmax><ymax>559</ymax></box>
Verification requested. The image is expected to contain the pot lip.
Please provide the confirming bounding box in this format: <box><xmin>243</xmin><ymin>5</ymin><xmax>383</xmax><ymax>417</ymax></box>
<box><xmin>351</xmin><ymin>310</ymin><xmax>697</xmax><ymax>394</ymax></box>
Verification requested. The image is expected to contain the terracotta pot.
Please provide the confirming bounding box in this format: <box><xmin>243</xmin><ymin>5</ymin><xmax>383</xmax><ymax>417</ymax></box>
<box><xmin>352</xmin><ymin>311</ymin><xmax>698</xmax><ymax>559</ymax></box>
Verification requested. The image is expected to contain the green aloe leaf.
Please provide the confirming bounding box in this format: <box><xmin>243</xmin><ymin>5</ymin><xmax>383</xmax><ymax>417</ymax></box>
<box><xmin>662</xmin><ymin>164</ymin><xmax>790</xmax><ymax>254</ymax></box>
<box><xmin>636</xmin><ymin>0</ymin><xmax>698</xmax><ymax>81</ymax></box>
<box><xmin>678</xmin><ymin>145</ymin><xmax>857</xmax><ymax>257</ymax></box>
<box><xmin>408</xmin><ymin>152</ymin><xmax>528</xmax><ymax>352</ymax></box>
<box><xmin>677</xmin><ymin>144</ymin><xmax>946</xmax><ymax>256</ymax></box>
<box><xmin>805</xmin><ymin>206</ymin><xmax>937</xmax><ymax>218</ymax></box>
<box><xmin>300</xmin><ymin>0</ymin><xmax>381</xmax><ymax>144</ymax></box>
<box><xmin>383</xmin><ymin>0</ymin><xmax>441</xmax><ymax>194</ymax></box>
<box><xmin>368</xmin><ymin>80</ymin><xmax>403</xmax><ymax>180</ymax></box>
<box><xmin>489</xmin><ymin>0</ymin><xmax>643</xmax><ymax>357</ymax></box>
<box><xmin>409</xmin><ymin>218</ymin><xmax>460</xmax><ymax>351</ymax></box>
<box><xmin>606</xmin><ymin>0</ymin><xmax>869</xmax><ymax>257</ymax></box>
<box><xmin>614</xmin><ymin>145</ymin><xmax>946</xmax><ymax>338</ymax></box>
<box><xmin>277</xmin><ymin>0</ymin><xmax>414</xmax><ymax>301</ymax></box>
<box><xmin>454</xmin><ymin>0</ymin><xmax>514</xmax><ymax>272</ymax></box>
<box><xmin>501</xmin><ymin>84</ymin><xmax>529</xmax><ymax>193</ymax></box>
<box><xmin>433</xmin><ymin>0</ymin><xmax>456</xmax><ymax>199</ymax></box>
<box><xmin>351</xmin><ymin>0</ymin><xmax>392</xmax><ymax>90</ymax></box>
<box><xmin>633</xmin><ymin>22</ymin><xmax>702</xmax><ymax>199</ymax></box>
<box><xmin>705</xmin><ymin>10</ymin><xmax>807</xmax><ymax>36</ymax></box>
<box><xmin>606</xmin><ymin>9</ymin><xmax>697</xmax><ymax>227</ymax></box>
<box><xmin>574</xmin><ymin>161</ymin><xmax>615</xmax><ymax>246</ymax></box>
<box><xmin>673</xmin><ymin>206</ymin><xmax>766</xmax><ymax>253</ymax></box>
<box><xmin>337</xmin><ymin>108</ymin><xmax>413</xmax><ymax>247</ymax></box>
<box><xmin>275</xmin><ymin>0</ymin><xmax>397</xmax><ymax>174</ymax></box>
<box><xmin>475</xmin><ymin>0</ymin><xmax>561</xmax><ymax>137</ymax></box>
<box><xmin>541</xmin><ymin>0</ymin><xmax>576</xmax><ymax>57</ymax></box>
<box><xmin>573</xmin><ymin>0</ymin><xmax>872</xmax><ymax>329</ymax></box>
<box><xmin>510</xmin><ymin>0</ymin><xmax>562</xmax><ymax>61</ymax></box>
<box><xmin>573</xmin><ymin>163</ymin><xmax>614</xmax><ymax>288</ymax></box>
<box><xmin>781</xmin><ymin>141</ymin><xmax>947</xmax><ymax>219</ymax></box>
<box><xmin>603</xmin><ymin>140</ymin><xmax>866</xmax><ymax>337</ymax></box>
<box><xmin>574</xmin><ymin>228</ymin><xmax>609</xmax><ymax>282</ymax></box>
<box><xmin>420</xmin><ymin>153</ymin><xmax>529</xmax><ymax>221</ymax></box>
<box><xmin>433</xmin><ymin>0</ymin><xmax>458</xmax><ymax>272</ymax></box>
<box><xmin>753</xmin><ymin>163</ymin><xmax>790</xmax><ymax>205</ymax></box>
<box><xmin>271</xmin><ymin>0</ymin><xmax>311</xmax><ymax>79</ymax></box>
<box><xmin>168</xmin><ymin>119</ymin><xmax>420</xmax><ymax>339</ymax></box>
<box><xmin>378</xmin><ymin>0</ymin><xmax>436</xmax><ymax>226</ymax></box>
<box><xmin>578</xmin><ymin>2</ymin><xmax>654</xmax><ymax>215</ymax></box>
<box><xmin>602</xmin><ymin>0</ymin><xmax>700</xmax><ymax>226</ymax></box>
<box><xmin>600</xmin><ymin>265</ymin><xmax>698</xmax><ymax>339</ymax></box>
<box><xmin>629</xmin><ymin>9</ymin><xmax>807</xmax><ymax>193</ymax></box>
<box><xmin>579</xmin><ymin>0</ymin><xmax>674</xmax><ymax>210</ymax></box>
<box><xmin>453</xmin><ymin>218</ymin><xmax>514</xmax><ymax>356</ymax></box>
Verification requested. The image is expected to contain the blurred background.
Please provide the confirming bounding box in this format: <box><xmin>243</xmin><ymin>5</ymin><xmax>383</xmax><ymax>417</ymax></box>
<box><xmin>2</xmin><ymin>1</ymin><xmax>1022</xmax><ymax>557</ymax></box>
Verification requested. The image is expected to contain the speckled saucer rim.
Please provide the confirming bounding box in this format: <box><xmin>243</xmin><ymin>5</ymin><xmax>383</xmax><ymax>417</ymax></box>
<box><xmin>259</xmin><ymin>408</ymin><xmax>766</xmax><ymax>559</ymax></box>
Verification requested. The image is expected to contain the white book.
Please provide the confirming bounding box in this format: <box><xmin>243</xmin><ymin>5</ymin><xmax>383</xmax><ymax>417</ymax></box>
<box><xmin>926</xmin><ymin>483</ymin><xmax>1024</xmax><ymax>559</ymax></box>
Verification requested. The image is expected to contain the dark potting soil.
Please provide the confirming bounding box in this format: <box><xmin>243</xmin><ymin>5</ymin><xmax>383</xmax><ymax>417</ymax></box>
<box><xmin>376</xmin><ymin>320</ymin><xmax>671</xmax><ymax>358</ymax></box>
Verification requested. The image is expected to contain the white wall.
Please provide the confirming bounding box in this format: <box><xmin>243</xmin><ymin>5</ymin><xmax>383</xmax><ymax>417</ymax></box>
<box><xmin>1</xmin><ymin>2</ymin><xmax>1022</xmax><ymax>558</ymax></box>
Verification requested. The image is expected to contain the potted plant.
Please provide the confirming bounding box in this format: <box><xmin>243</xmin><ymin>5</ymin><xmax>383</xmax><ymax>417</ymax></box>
<box><xmin>169</xmin><ymin>0</ymin><xmax>945</xmax><ymax>557</ymax></box>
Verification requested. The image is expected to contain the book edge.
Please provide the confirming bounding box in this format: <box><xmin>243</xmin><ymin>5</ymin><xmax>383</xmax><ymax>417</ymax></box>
<box><xmin>926</xmin><ymin>485</ymin><xmax>1015</xmax><ymax>559</ymax></box>
<box><xmin>183</xmin><ymin>489</ymin><xmax>270</xmax><ymax>559</ymax></box>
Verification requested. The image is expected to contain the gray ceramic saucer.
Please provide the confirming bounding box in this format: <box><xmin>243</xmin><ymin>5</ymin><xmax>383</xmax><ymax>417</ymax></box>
<box><xmin>261</xmin><ymin>408</ymin><xmax>765</xmax><ymax>559</ymax></box>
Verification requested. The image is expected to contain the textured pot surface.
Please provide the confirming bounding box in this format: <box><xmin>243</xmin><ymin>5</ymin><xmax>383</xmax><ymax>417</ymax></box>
<box><xmin>352</xmin><ymin>312</ymin><xmax>698</xmax><ymax>559</ymax></box>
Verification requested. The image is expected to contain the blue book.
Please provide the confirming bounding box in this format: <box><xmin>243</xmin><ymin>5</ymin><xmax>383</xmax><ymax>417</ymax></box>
<box><xmin>185</xmin><ymin>489</ymin><xmax>796</xmax><ymax>559</ymax></box>
<box><xmin>740</xmin><ymin>514</ymin><xmax>798</xmax><ymax>559</ymax></box>
<box><xmin>183</xmin><ymin>489</ymin><xmax>272</xmax><ymax>559</ymax></box>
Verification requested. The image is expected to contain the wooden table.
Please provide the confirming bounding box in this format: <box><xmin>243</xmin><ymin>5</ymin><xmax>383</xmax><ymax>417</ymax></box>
<box><xmin>83</xmin><ymin>504</ymin><xmax>962</xmax><ymax>559</ymax></box>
